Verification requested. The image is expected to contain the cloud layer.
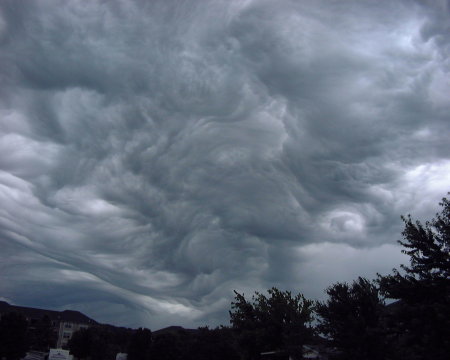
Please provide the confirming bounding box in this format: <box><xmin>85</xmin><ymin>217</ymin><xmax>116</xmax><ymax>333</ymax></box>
<box><xmin>1</xmin><ymin>0</ymin><xmax>449</xmax><ymax>329</ymax></box>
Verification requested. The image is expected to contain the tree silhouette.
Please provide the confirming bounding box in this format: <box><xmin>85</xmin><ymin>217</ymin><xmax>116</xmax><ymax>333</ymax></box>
<box><xmin>31</xmin><ymin>315</ymin><xmax>57</xmax><ymax>351</ymax></box>
<box><xmin>316</xmin><ymin>277</ymin><xmax>386</xmax><ymax>360</ymax></box>
<box><xmin>230</xmin><ymin>287</ymin><xmax>314</xmax><ymax>360</ymax></box>
<box><xmin>378</xmin><ymin>195</ymin><xmax>450</xmax><ymax>360</ymax></box>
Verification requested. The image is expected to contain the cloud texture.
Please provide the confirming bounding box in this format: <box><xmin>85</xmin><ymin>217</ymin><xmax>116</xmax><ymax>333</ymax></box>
<box><xmin>0</xmin><ymin>0</ymin><xmax>449</xmax><ymax>329</ymax></box>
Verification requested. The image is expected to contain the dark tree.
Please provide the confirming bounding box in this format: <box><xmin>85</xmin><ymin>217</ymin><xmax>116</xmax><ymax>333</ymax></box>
<box><xmin>31</xmin><ymin>315</ymin><xmax>57</xmax><ymax>351</ymax></box>
<box><xmin>68</xmin><ymin>327</ymin><xmax>91</xmax><ymax>360</ymax></box>
<box><xmin>128</xmin><ymin>328</ymin><xmax>152</xmax><ymax>360</ymax></box>
<box><xmin>0</xmin><ymin>312</ymin><xmax>29</xmax><ymax>360</ymax></box>
<box><xmin>229</xmin><ymin>287</ymin><xmax>314</xmax><ymax>360</ymax></box>
<box><xmin>69</xmin><ymin>325</ymin><xmax>133</xmax><ymax>360</ymax></box>
<box><xmin>149</xmin><ymin>332</ymin><xmax>184</xmax><ymax>360</ymax></box>
<box><xmin>184</xmin><ymin>326</ymin><xmax>239</xmax><ymax>360</ymax></box>
<box><xmin>316</xmin><ymin>277</ymin><xmax>386</xmax><ymax>360</ymax></box>
<box><xmin>378</xmin><ymin>196</ymin><xmax>450</xmax><ymax>360</ymax></box>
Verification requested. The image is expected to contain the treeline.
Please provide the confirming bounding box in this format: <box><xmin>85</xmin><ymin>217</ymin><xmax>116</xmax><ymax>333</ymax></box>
<box><xmin>69</xmin><ymin>325</ymin><xmax>240</xmax><ymax>360</ymax></box>
<box><xmin>1</xmin><ymin>196</ymin><xmax>448</xmax><ymax>360</ymax></box>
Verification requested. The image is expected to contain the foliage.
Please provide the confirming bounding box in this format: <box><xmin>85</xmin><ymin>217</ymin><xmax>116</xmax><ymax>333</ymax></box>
<box><xmin>316</xmin><ymin>277</ymin><xmax>386</xmax><ymax>360</ymax></box>
<box><xmin>26</xmin><ymin>315</ymin><xmax>51</xmax><ymax>351</ymax></box>
<box><xmin>29</xmin><ymin>315</ymin><xmax>57</xmax><ymax>351</ymax></box>
<box><xmin>69</xmin><ymin>325</ymin><xmax>133</xmax><ymax>360</ymax></box>
<box><xmin>127</xmin><ymin>328</ymin><xmax>152</xmax><ymax>360</ymax></box>
<box><xmin>183</xmin><ymin>326</ymin><xmax>240</xmax><ymax>360</ymax></box>
<box><xmin>0</xmin><ymin>312</ymin><xmax>29</xmax><ymax>360</ymax></box>
<box><xmin>69</xmin><ymin>323</ymin><xmax>237</xmax><ymax>360</ymax></box>
<box><xmin>229</xmin><ymin>287</ymin><xmax>314</xmax><ymax>360</ymax></box>
<box><xmin>149</xmin><ymin>332</ymin><xmax>182</xmax><ymax>360</ymax></box>
<box><xmin>68</xmin><ymin>327</ymin><xmax>91</xmax><ymax>359</ymax></box>
<box><xmin>377</xmin><ymin>196</ymin><xmax>450</xmax><ymax>360</ymax></box>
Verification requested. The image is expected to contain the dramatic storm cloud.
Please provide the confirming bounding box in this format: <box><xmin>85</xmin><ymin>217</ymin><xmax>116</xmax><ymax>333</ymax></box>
<box><xmin>0</xmin><ymin>0</ymin><xmax>449</xmax><ymax>329</ymax></box>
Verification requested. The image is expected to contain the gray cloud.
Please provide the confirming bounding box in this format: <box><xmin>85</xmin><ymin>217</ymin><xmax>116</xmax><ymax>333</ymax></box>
<box><xmin>0</xmin><ymin>0</ymin><xmax>449</xmax><ymax>329</ymax></box>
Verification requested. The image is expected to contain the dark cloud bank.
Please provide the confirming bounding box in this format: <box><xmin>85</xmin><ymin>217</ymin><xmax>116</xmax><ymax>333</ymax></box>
<box><xmin>0</xmin><ymin>0</ymin><xmax>449</xmax><ymax>329</ymax></box>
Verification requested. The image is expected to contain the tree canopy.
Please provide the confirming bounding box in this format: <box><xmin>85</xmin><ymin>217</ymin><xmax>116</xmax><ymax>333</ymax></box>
<box><xmin>316</xmin><ymin>277</ymin><xmax>386</xmax><ymax>360</ymax></box>
<box><xmin>377</xmin><ymin>196</ymin><xmax>450</xmax><ymax>360</ymax></box>
<box><xmin>69</xmin><ymin>325</ymin><xmax>132</xmax><ymax>360</ymax></box>
<box><xmin>230</xmin><ymin>287</ymin><xmax>314</xmax><ymax>360</ymax></box>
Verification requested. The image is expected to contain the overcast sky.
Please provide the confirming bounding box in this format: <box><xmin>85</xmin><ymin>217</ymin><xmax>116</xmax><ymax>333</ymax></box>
<box><xmin>0</xmin><ymin>0</ymin><xmax>449</xmax><ymax>330</ymax></box>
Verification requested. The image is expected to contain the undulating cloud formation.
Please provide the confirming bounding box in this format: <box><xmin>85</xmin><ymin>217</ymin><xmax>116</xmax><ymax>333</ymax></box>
<box><xmin>0</xmin><ymin>0</ymin><xmax>449</xmax><ymax>329</ymax></box>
